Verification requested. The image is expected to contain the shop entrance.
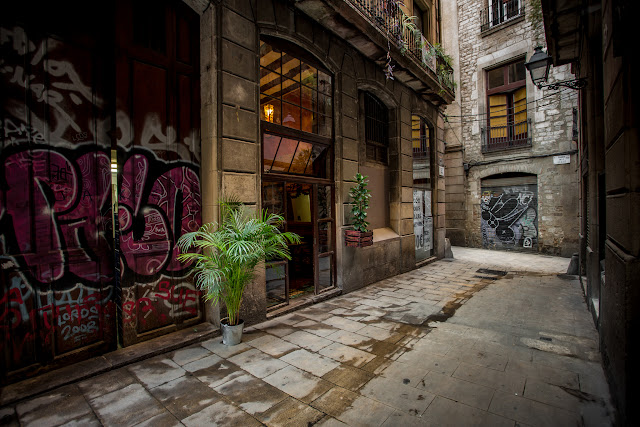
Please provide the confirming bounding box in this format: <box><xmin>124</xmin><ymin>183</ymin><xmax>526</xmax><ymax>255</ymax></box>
<box><xmin>259</xmin><ymin>36</ymin><xmax>335</xmax><ymax>310</ymax></box>
<box><xmin>262</xmin><ymin>181</ymin><xmax>335</xmax><ymax>309</ymax></box>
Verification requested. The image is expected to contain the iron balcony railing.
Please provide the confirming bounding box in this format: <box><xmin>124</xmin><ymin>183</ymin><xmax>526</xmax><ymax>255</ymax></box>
<box><xmin>480</xmin><ymin>0</ymin><xmax>525</xmax><ymax>32</ymax></box>
<box><xmin>481</xmin><ymin>119</ymin><xmax>531</xmax><ymax>153</ymax></box>
<box><xmin>413</xmin><ymin>135</ymin><xmax>429</xmax><ymax>159</ymax></box>
<box><xmin>345</xmin><ymin>0</ymin><xmax>454</xmax><ymax>92</ymax></box>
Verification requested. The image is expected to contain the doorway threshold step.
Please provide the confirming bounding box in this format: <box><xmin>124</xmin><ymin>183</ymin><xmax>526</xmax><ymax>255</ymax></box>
<box><xmin>0</xmin><ymin>323</ymin><xmax>217</xmax><ymax>407</ymax></box>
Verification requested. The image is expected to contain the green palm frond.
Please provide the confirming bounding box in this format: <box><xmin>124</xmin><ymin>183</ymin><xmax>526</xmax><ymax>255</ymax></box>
<box><xmin>176</xmin><ymin>198</ymin><xmax>301</xmax><ymax>326</ymax></box>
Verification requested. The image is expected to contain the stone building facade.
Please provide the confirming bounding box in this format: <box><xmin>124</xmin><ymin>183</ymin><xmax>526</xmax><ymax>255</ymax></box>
<box><xmin>442</xmin><ymin>0</ymin><xmax>579</xmax><ymax>256</ymax></box>
<box><xmin>0</xmin><ymin>0</ymin><xmax>453</xmax><ymax>382</ymax></box>
<box><xmin>542</xmin><ymin>0</ymin><xmax>640</xmax><ymax>423</ymax></box>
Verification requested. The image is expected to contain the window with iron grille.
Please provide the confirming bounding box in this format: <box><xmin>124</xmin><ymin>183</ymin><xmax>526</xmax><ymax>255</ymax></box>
<box><xmin>364</xmin><ymin>92</ymin><xmax>389</xmax><ymax>164</ymax></box>
<box><xmin>483</xmin><ymin>59</ymin><xmax>530</xmax><ymax>153</ymax></box>
<box><xmin>481</xmin><ymin>0</ymin><xmax>524</xmax><ymax>32</ymax></box>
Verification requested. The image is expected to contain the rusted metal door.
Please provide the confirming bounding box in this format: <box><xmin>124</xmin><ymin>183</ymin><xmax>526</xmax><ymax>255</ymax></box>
<box><xmin>115</xmin><ymin>0</ymin><xmax>203</xmax><ymax>345</ymax></box>
<box><xmin>1</xmin><ymin>3</ymin><xmax>116</xmax><ymax>382</ymax></box>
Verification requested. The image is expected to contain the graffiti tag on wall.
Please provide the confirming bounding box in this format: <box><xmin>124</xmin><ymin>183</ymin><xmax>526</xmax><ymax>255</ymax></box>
<box><xmin>1</xmin><ymin>22</ymin><xmax>202</xmax><ymax>375</ymax></box>
<box><xmin>480</xmin><ymin>184</ymin><xmax>538</xmax><ymax>250</ymax></box>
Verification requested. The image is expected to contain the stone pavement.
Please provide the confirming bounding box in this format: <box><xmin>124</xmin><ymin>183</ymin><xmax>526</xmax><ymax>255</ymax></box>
<box><xmin>0</xmin><ymin>247</ymin><xmax>613</xmax><ymax>426</ymax></box>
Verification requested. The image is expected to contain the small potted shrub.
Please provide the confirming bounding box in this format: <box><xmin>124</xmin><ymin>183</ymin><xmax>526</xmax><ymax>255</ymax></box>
<box><xmin>345</xmin><ymin>173</ymin><xmax>373</xmax><ymax>247</ymax></box>
<box><xmin>177</xmin><ymin>199</ymin><xmax>300</xmax><ymax>345</ymax></box>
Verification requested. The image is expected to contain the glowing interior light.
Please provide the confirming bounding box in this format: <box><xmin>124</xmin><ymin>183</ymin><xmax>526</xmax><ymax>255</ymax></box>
<box><xmin>264</xmin><ymin>104</ymin><xmax>274</xmax><ymax>122</ymax></box>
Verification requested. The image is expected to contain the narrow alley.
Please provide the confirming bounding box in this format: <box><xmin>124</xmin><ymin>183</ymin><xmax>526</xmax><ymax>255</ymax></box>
<box><xmin>0</xmin><ymin>247</ymin><xmax>612</xmax><ymax>426</ymax></box>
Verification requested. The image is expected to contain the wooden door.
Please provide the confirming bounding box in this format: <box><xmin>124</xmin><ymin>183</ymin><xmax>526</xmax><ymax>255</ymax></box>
<box><xmin>1</xmin><ymin>2</ymin><xmax>116</xmax><ymax>382</ymax></box>
<box><xmin>115</xmin><ymin>0</ymin><xmax>203</xmax><ymax>345</ymax></box>
<box><xmin>314</xmin><ymin>184</ymin><xmax>336</xmax><ymax>294</ymax></box>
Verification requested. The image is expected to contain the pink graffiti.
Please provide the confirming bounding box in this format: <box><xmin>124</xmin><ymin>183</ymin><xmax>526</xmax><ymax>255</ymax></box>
<box><xmin>118</xmin><ymin>154</ymin><xmax>201</xmax><ymax>276</ymax></box>
<box><xmin>121</xmin><ymin>281</ymin><xmax>201</xmax><ymax>326</ymax></box>
<box><xmin>0</xmin><ymin>290</ymin><xmax>116</xmax><ymax>363</ymax></box>
<box><xmin>0</xmin><ymin>146</ymin><xmax>201</xmax><ymax>283</ymax></box>
<box><xmin>1</xmin><ymin>149</ymin><xmax>111</xmax><ymax>283</ymax></box>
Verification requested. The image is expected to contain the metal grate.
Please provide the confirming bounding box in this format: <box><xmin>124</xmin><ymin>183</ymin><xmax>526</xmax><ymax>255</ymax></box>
<box><xmin>480</xmin><ymin>0</ymin><xmax>525</xmax><ymax>32</ymax></box>
<box><xmin>344</xmin><ymin>0</ymin><xmax>455</xmax><ymax>93</ymax></box>
<box><xmin>365</xmin><ymin>92</ymin><xmax>389</xmax><ymax>163</ymax></box>
<box><xmin>481</xmin><ymin>119</ymin><xmax>532</xmax><ymax>153</ymax></box>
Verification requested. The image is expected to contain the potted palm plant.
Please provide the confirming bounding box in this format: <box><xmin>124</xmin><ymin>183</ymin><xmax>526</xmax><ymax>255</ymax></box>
<box><xmin>177</xmin><ymin>199</ymin><xmax>300</xmax><ymax>345</ymax></box>
<box><xmin>345</xmin><ymin>173</ymin><xmax>373</xmax><ymax>247</ymax></box>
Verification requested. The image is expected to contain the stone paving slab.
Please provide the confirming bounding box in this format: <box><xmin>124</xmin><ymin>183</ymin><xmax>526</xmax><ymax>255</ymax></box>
<box><xmin>0</xmin><ymin>248</ymin><xmax>614</xmax><ymax>426</ymax></box>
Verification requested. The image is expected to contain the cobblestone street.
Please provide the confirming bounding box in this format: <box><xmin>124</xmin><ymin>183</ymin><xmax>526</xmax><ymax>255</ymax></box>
<box><xmin>0</xmin><ymin>248</ymin><xmax>613</xmax><ymax>426</ymax></box>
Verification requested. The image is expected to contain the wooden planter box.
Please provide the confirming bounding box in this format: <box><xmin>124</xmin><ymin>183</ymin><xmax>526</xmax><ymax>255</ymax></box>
<box><xmin>345</xmin><ymin>230</ymin><xmax>373</xmax><ymax>248</ymax></box>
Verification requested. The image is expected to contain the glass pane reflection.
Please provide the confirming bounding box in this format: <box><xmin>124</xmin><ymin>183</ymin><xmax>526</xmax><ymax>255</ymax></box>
<box><xmin>301</xmin><ymin>63</ymin><xmax>317</xmax><ymax>88</ymax></box>
<box><xmin>289</xmin><ymin>141</ymin><xmax>313</xmax><ymax>174</ymax></box>
<box><xmin>259</xmin><ymin>39</ymin><xmax>332</xmax><ymax>138</ymax></box>
<box><xmin>263</xmin><ymin>133</ymin><xmax>329</xmax><ymax>178</ymax></box>
<box><xmin>318</xmin><ymin>255</ymin><xmax>333</xmax><ymax>291</ymax></box>
<box><xmin>263</xmin><ymin>133</ymin><xmax>282</xmax><ymax>172</ymax></box>
<box><xmin>318</xmin><ymin>70</ymin><xmax>332</xmax><ymax>95</ymax></box>
<box><xmin>318</xmin><ymin>221</ymin><xmax>332</xmax><ymax>253</ymax></box>
<box><xmin>272</xmin><ymin>138</ymin><xmax>298</xmax><ymax>172</ymax></box>
<box><xmin>282</xmin><ymin>103</ymin><xmax>301</xmax><ymax>130</ymax></box>
<box><xmin>260</xmin><ymin>41</ymin><xmax>281</xmax><ymax>73</ymax></box>
<box><xmin>266</xmin><ymin>262</ymin><xmax>287</xmax><ymax>307</ymax></box>
<box><xmin>262</xmin><ymin>182</ymin><xmax>284</xmax><ymax>217</ymax></box>
<box><xmin>317</xmin><ymin>186</ymin><xmax>331</xmax><ymax>219</ymax></box>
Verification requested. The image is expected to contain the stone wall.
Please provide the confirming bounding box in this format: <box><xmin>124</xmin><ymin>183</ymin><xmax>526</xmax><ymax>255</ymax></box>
<box><xmin>215</xmin><ymin>0</ymin><xmax>445</xmax><ymax>320</ymax></box>
<box><xmin>597</xmin><ymin>1</ymin><xmax>640</xmax><ymax>423</ymax></box>
<box><xmin>444</xmin><ymin>0</ymin><xmax>579</xmax><ymax>255</ymax></box>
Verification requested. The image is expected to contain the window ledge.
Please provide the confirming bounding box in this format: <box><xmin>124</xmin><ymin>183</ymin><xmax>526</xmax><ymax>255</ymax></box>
<box><xmin>480</xmin><ymin>14</ymin><xmax>525</xmax><ymax>37</ymax></box>
<box><xmin>481</xmin><ymin>143</ymin><xmax>532</xmax><ymax>157</ymax></box>
<box><xmin>373</xmin><ymin>227</ymin><xmax>400</xmax><ymax>243</ymax></box>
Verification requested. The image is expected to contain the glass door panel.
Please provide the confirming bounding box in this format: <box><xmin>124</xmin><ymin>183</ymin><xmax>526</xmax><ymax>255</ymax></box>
<box><xmin>315</xmin><ymin>184</ymin><xmax>335</xmax><ymax>294</ymax></box>
<box><xmin>318</xmin><ymin>220</ymin><xmax>332</xmax><ymax>254</ymax></box>
<box><xmin>285</xmin><ymin>183</ymin><xmax>315</xmax><ymax>299</ymax></box>
<box><xmin>265</xmin><ymin>261</ymin><xmax>288</xmax><ymax>308</ymax></box>
<box><xmin>262</xmin><ymin>180</ymin><xmax>335</xmax><ymax>307</ymax></box>
<box><xmin>317</xmin><ymin>254</ymin><xmax>334</xmax><ymax>292</ymax></box>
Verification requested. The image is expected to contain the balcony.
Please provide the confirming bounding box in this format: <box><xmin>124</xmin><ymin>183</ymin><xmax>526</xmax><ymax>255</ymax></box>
<box><xmin>480</xmin><ymin>0</ymin><xmax>525</xmax><ymax>33</ymax></box>
<box><xmin>481</xmin><ymin>119</ymin><xmax>531</xmax><ymax>153</ymax></box>
<box><xmin>294</xmin><ymin>0</ymin><xmax>455</xmax><ymax>104</ymax></box>
<box><xmin>347</xmin><ymin>0</ymin><xmax>454</xmax><ymax>89</ymax></box>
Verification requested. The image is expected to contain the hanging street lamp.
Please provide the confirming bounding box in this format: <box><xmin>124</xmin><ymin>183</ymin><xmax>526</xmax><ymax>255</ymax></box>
<box><xmin>524</xmin><ymin>46</ymin><xmax>587</xmax><ymax>90</ymax></box>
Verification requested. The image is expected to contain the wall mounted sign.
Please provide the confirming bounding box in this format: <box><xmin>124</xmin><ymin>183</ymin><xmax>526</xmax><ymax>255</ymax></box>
<box><xmin>553</xmin><ymin>155</ymin><xmax>570</xmax><ymax>164</ymax></box>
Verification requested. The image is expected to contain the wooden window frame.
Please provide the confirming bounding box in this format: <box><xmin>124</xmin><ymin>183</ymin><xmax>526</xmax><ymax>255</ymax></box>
<box><xmin>485</xmin><ymin>59</ymin><xmax>529</xmax><ymax>151</ymax></box>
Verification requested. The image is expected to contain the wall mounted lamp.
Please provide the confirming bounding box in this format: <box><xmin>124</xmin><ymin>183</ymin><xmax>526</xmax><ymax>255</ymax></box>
<box><xmin>524</xmin><ymin>46</ymin><xmax>587</xmax><ymax>90</ymax></box>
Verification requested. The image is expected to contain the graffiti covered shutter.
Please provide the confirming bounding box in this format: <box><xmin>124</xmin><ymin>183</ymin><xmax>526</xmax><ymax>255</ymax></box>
<box><xmin>480</xmin><ymin>175</ymin><xmax>538</xmax><ymax>251</ymax></box>
<box><xmin>115</xmin><ymin>0</ymin><xmax>203</xmax><ymax>346</ymax></box>
<box><xmin>1</xmin><ymin>0</ymin><xmax>203</xmax><ymax>382</ymax></box>
<box><xmin>0</xmin><ymin>4</ymin><xmax>116</xmax><ymax>381</ymax></box>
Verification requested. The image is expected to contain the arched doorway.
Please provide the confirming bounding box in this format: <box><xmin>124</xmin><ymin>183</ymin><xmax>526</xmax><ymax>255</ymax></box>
<box><xmin>259</xmin><ymin>37</ymin><xmax>336</xmax><ymax>309</ymax></box>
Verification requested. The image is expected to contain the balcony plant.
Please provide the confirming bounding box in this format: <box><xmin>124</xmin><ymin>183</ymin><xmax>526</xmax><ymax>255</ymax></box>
<box><xmin>345</xmin><ymin>173</ymin><xmax>373</xmax><ymax>248</ymax></box>
<box><xmin>177</xmin><ymin>198</ymin><xmax>300</xmax><ymax>345</ymax></box>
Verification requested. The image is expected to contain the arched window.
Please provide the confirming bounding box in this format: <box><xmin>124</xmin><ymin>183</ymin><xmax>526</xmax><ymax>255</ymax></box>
<box><xmin>364</xmin><ymin>92</ymin><xmax>389</xmax><ymax>164</ymax></box>
<box><xmin>259</xmin><ymin>37</ymin><xmax>333</xmax><ymax>178</ymax></box>
<box><xmin>259</xmin><ymin>37</ymin><xmax>336</xmax><ymax>309</ymax></box>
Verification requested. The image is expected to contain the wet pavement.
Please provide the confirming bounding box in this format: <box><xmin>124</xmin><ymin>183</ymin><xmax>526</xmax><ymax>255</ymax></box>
<box><xmin>0</xmin><ymin>247</ymin><xmax>613</xmax><ymax>426</ymax></box>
